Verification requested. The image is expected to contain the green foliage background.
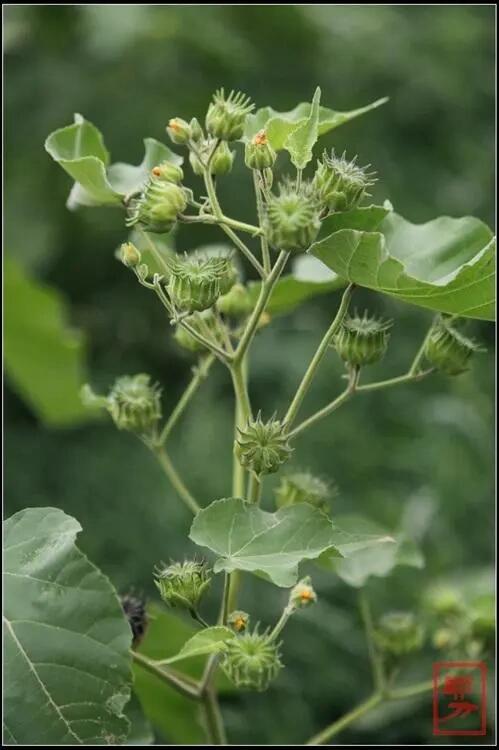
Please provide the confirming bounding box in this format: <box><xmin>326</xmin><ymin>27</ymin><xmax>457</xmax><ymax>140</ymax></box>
<box><xmin>4</xmin><ymin>5</ymin><xmax>495</xmax><ymax>745</ymax></box>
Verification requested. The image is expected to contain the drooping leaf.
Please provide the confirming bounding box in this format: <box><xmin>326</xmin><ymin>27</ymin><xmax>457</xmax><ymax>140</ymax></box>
<box><xmin>319</xmin><ymin>515</ymin><xmax>424</xmax><ymax>588</ymax></box>
<box><xmin>4</xmin><ymin>258</ymin><xmax>92</xmax><ymax>427</ymax></box>
<box><xmin>45</xmin><ymin>114</ymin><xmax>182</xmax><ymax>210</ymax></box>
<box><xmin>189</xmin><ymin>497</ymin><xmax>342</xmax><ymax>587</ymax></box>
<box><xmin>3</xmin><ymin>507</ymin><xmax>133</xmax><ymax>745</ymax></box>
<box><xmin>159</xmin><ymin>627</ymin><xmax>235</xmax><ymax>665</ymax></box>
<box><xmin>285</xmin><ymin>86</ymin><xmax>321</xmax><ymax>170</ymax></box>
<box><xmin>244</xmin><ymin>96</ymin><xmax>388</xmax><ymax>150</ymax></box>
<box><xmin>310</xmin><ymin>211</ymin><xmax>496</xmax><ymax>320</ymax></box>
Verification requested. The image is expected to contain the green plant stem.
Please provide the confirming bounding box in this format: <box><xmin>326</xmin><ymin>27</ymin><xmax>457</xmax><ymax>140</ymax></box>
<box><xmin>253</xmin><ymin>171</ymin><xmax>271</xmax><ymax>273</ymax></box>
<box><xmin>358</xmin><ymin>590</ymin><xmax>386</xmax><ymax>693</ymax></box>
<box><xmin>269</xmin><ymin>606</ymin><xmax>293</xmax><ymax>642</ymax></box>
<box><xmin>247</xmin><ymin>472</ymin><xmax>262</xmax><ymax>504</ymax></box>
<box><xmin>153</xmin><ymin>446</ymin><xmax>200</xmax><ymax>514</ymax></box>
<box><xmin>234</xmin><ymin>250</ymin><xmax>290</xmax><ymax>364</ymax></box>
<box><xmin>189</xmin><ymin>608</ymin><xmax>210</xmax><ymax>629</ymax></box>
<box><xmin>356</xmin><ymin>368</ymin><xmax>434</xmax><ymax>393</ymax></box>
<box><xmin>284</xmin><ymin>283</ymin><xmax>355</xmax><ymax>427</ymax></box>
<box><xmin>139</xmin><ymin>229</ymin><xmax>170</xmax><ymax>275</ymax></box>
<box><xmin>158</xmin><ymin>355</ymin><xmax>215</xmax><ymax>446</ymax></box>
<box><xmin>132</xmin><ymin>651</ymin><xmax>200</xmax><ymax>700</ymax></box>
<box><xmin>289</xmin><ymin>366</ymin><xmax>359</xmax><ymax>439</ymax></box>
<box><xmin>408</xmin><ymin>319</ymin><xmax>437</xmax><ymax>375</ymax></box>
<box><xmin>306</xmin><ymin>693</ymin><xmax>382</xmax><ymax>745</ymax></box>
<box><xmin>389</xmin><ymin>679</ymin><xmax>434</xmax><ymax>700</ymax></box>
<box><xmin>201</xmin><ymin>688</ymin><xmax>227</xmax><ymax>745</ymax></box>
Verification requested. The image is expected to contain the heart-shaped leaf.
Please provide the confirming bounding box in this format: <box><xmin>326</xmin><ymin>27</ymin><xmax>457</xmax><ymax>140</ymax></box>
<box><xmin>310</xmin><ymin>211</ymin><xmax>496</xmax><ymax>320</ymax></box>
<box><xmin>4</xmin><ymin>507</ymin><xmax>133</xmax><ymax>745</ymax></box>
<box><xmin>159</xmin><ymin>627</ymin><xmax>235</xmax><ymax>665</ymax></box>
<box><xmin>285</xmin><ymin>86</ymin><xmax>321</xmax><ymax>170</ymax></box>
<box><xmin>244</xmin><ymin>96</ymin><xmax>388</xmax><ymax>150</ymax></box>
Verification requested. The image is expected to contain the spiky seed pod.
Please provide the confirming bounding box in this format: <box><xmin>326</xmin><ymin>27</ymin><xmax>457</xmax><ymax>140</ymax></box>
<box><xmin>120</xmin><ymin>242</ymin><xmax>142</xmax><ymax>268</ymax></box>
<box><xmin>235</xmin><ymin>413</ymin><xmax>292</xmax><ymax>475</ymax></box>
<box><xmin>312</xmin><ymin>150</ymin><xmax>377</xmax><ymax>214</ymax></box>
<box><xmin>216</xmin><ymin>283</ymin><xmax>253</xmax><ymax>318</ymax></box>
<box><xmin>264</xmin><ymin>181</ymin><xmax>322</xmax><ymax>254</ymax></box>
<box><xmin>334</xmin><ymin>312</ymin><xmax>392</xmax><ymax>367</ymax></box>
<box><xmin>424</xmin><ymin>320</ymin><xmax>482</xmax><ymax>376</ymax></box>
<box><xmin>126</xmin><ymin>178</ymin><xmax>187</xmax><ymax>234</ymax></box>
<box><xmin>221</xmin><ymin>628</ymin><xmax>283</xmax><ymax>691</ymax></box>
<box><xmin>167</xmin><ymin>252</ymin><xmax>238</xmax><ymax>313</ymax></box>
<box><xmin>228</xmin><ymin>610</ymin><xmax>250</xmax><ymax>633</ymax></box>
<box><xmin>120</xmin><ymin>593</ymin><xmax>148</xmax><ymax>649</ymax></box>
<box><xmin>289</xmin><ymin>577</ymin><xmax>317</xmax><ymax>610</ymax></box>
<box><xmin>151</xmin><ymin>161</ymin><xmax>184</xmax><ymax>184</ymax></box>
<box><xmin>174</xmin><ymin>309</ymin><xmax>226</xmax><ymax>353</ymax></box>
<box><xmin>154</xmin><ymin>560</ymin><xmax>211</xmax><ymax>611</ymax></box>
<box><xmin>375</xmin><ymin>612</ymin><xmax>425</xmax><ymax>657</ymax></box>
<box><xmin>166</xmin><ymin>117</ymin><xmax>192</xmax><ymax>145</ymax></box>
<box><xmin>206</xmin><ymin>88</ymin><xmax>255</xmax><ymax>141</ymax></box>
<box><xmin>189</xmin><ymin>139</ymin><xmax>235</xmax><ymax>176</ymax></box>
<box><xmin>274</xmin><ymin>471</ymin><xmax>333</xmax><ymax>511</ymax></box>
<box><xmin>245</xmin><ymin>129</ymin><xmax>276</xmax><ymax>170</ymax></box>
<box><xmin>107</xmin><ymin>374</ymin><xmax>162</xmax><ymax>436</ymax></box>
<box><xmin>189</xmin><ymin>117</ymin><xmax>204</xmax><ymax>143</ymax></box>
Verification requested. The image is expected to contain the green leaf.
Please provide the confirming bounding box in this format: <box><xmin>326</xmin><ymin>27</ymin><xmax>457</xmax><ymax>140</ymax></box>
<box><xmin>189</xmin><ymin>497</ymin><xmax>341</xmax><ymax>587</ymax></box>
<box><xmin>310</xmin><ymin>211</ymin><xmax>496</xmax><ymax>320</ymax></box>
<box><xmin>107</xmin><ymin>138</ymin><xmax>182</xmax><ymax>197</ymax></box>
<box><xmin>124</xmin><ymin>693</ymin><xmax>154</xmax><ymax>745</ymax></box>
<box><xmin>320</xmin><ymin>515</ymin><xmax>424</xmax><ymax>588</ymax></box>
<box><xmin>244</xmin><ymin>96</ymin><xmax>388</xmax><ymax>151</ymax></box>
<box><xmin>3</xmin><ymin>507</ymin><xmax>133</xmax><ymax>745</ymax></box>
<box><xmin>285</xmin><ymin>86</ymin><xmax>321</xmax><ymax>170</ymax></box>
<box><xmin>160</xmin><ymin>626</ymin><xmax>235</xmax><ymax>665</ymax></box>
<box><xmin>318</xmin><ymin>203</ymin><xmax>392</xmax><ymax>238</ymax></box>
<box><xmin>4</xmin><ymin>258</ymin><xmax>92</xmax><ymax>427</ymax></box>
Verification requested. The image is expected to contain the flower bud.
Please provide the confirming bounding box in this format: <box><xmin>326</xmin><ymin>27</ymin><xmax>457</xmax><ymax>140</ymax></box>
<box><xmin>120</xmin><ymin>592</ymin><xmax>148</xmax><ymax>649</ymax></box>
<box><xmin>120</xmin><ymin>242</ymin><xmax>141</xmax><ymax>268</ymax></box>
<box><xmin>166</xmin><ymin>117</ymin><xmax>192</xmax><ymax>145</ymax></box>
<box><xmin>424</xmin><ymin>320</ymin><xmax>482</xmax><ymax>376</ymax></box>
<box><xmin>154</xmin><ymin>560</ymin><xmax>211</xmax><ymax>611</ymax></box>
<box><xmin>236</xmin><ymin>413</ymin><xmax>292</xmax><ymax>475</ymax></box>
<box><xmin>264</xmin><ymin>181</ymin><xmax>321</xmax><ymax>254</ymax></box>
<box><xmin>174</xmin><ymin>310</ymin><xmax>226</xmax><ymax>353</ymax></box>
<box><xmin>108</xmin><ymin>374</ymin><xmax>162</xmax><ymax>436</ymax></box>
<box><xmin>375</xmin><ymin>612</ymin><xmax>424</xmax><ymax>657</ymax></box>
<box><xmin>189</xmin><ymin>117</ymin><xmax>204</xmax><ymax>143</ymax></box>
<box><xmin>312</xmin><ymin>150</ymin><xmax>376</xmax><ymax>214</ymax></box>
<box><xmin>245</xmin><ymin>130</ymin><xmax>276</xmax><ymax>170</ymax></box>
<box><xmin>275</xmin><ymin>471</ymin><xmax>333</xmax><ymax>512</ymax></box>
<box><xmin>221</xmin><ymin>628</ymin><xmax>283</xmax><ymax>691</ymax></box>
<box><xmin>126</xmin><ymin>179</ymin><xmax>187</xmax><ymax>234</ymax></box>
<box><xmin>289</xmin><ymin>576</ymin><xmax>317</xmax><ymax>610</ymax></box>
<box><xmin>206</xmin><ymin>88</ymin><xmax>254</xmax><ymax>141</ymax></box>
<box><xmin>425</xmin><ymin>586</ymin><xmax>464</xmax><ymax>617</ymax></box>
<box><xmin>167</xmin><ymin>252</ymin><xmax>238</xmax><ymax>313</ymax></box>
<box><xmin>151</xmin><ymin>161</ymin><xmax>184</xmax><ymax>184</ymax></box>
<box><xmin>432</xmin><ymin>627</ymin><xmax>460</xmax><ymax>651</ymax></box>
<box><xmin>334</xmin><ymin>312</ymin><xmax>392</xmax><ymax>367</ymax></box>
<box><xmin>216</xmin><ymin>283</ymin><xmax>253</xmax><ymax>318</ymax></box>
<box><xmin>228</xmin><ymin>610</ymin><xmax>250</xmax><ymax>633</ymax></box>
<box><xmin>189</xmin><ymin>139</ymin><xmax>235</xmax><ymax>176</ymax></box>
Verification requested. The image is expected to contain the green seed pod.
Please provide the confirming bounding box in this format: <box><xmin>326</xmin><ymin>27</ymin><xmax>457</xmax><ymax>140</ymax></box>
<box><xmin>206</xmin><ymin>88</ymin><xmax>255</xmax><ymax>141</ymax></box>
<box><xmin>424</xmin><ymin>320</ymin><xmax>482</xmax><ymax>376</ymax></box>
<box><xmin>120</xmin><ymin>242</ymin><xmax>142</xmax><ymax>268</ymax></box>
<box><xmin>274</xmin><ymin>471</ymin><xmax>333</xmax><ymax>511</ymax></box>
<box><xmin>216</xmin><ymin>283</ymin><xmax>253</xmax><ymax>318</ymax></box>
<box><xmin>425</xmin><ymin>586</ymin><xmax>464</xmax><ymax>617</ymax></box>
<box><xmin>189</xmin><ymin>139</ymin><xmax>235</xmax><ymax>176</ymax></box>
<box><xmin>151</xmin><ymin>161</ymin><xmax>184</xmax><ymax>184</ymax></box>
<box><xmin>235</xmin><ymin>413</ymin><xmax>292</xmax><ymax>475</ymax></box>
<box><xmin>126</xmin><ymin>179</ymin><xmax>187</xmax><ymax>234</ymax></box>
<box><xmin>167</xmin><ymin>252</ymin><xmax>238</xmax><ymax>313</ymax></box>
<box><xmin>334</xmin><ymin>312</ymin><xmax>392</xmax><ymax>367</ymax></box>
<box><xmin>432</xmin><ymin>627</ymin><xmax>460</xmax><ymax>651</ymax></box>
<box><xmin>166</xmin><ymin>117</ymin><xmax>192</xmax><ymax>145</ymax></box>
<box><xmin>189</xmin><ymin>117</ymin><xmax>204</xmax><ymax>143</ymax></box>
<box><xmin>107</xmin><ymin>374</ymin><xmax>162</xmax><ymax>436</ymax></box>
<box><xmin>228</xmin><ymin>610</ymin><xmax>250</xmax><ymax>633</ymax></box>
<box><xmin>221</xmin><ymin>628</ymin><xmax>283</xmax><ymax>691</ymax></box>
<box><xmin>289</xmin><ymin>576</ymin><xmax>317</xmax><ymax>610</ymax></box>
<box><xmin>312</xmin><ymin>150</ymin><xmax>376</xmax><ymax>214</ymax></box>
<box><xmin>245</xmin><ymin>129</ymin><xmax>276</xmax><ymax>170</ymax></box>
<box><xmin>375</xmin><ymin>612</ymin><xmax>424</xmax><ymax>657</ymax></box>
<box><xmin>154</xmin><ymin>560</ymin><xmax>211</xmax><ymax>611</ymax></box>
<box><xmin>174</xmin><ymin>310</ymin><xmax>226</xmax><ymax>353</ymax></box>
<box><xmin>264</xmin><ymin>181</ymin><xmax>321</xmax><ymax>254</ymax></box>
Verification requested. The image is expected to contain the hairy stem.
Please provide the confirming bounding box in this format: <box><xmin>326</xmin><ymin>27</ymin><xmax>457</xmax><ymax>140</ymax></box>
<box><xmin>408</xmin><ymin>318</ymin><xmax>438</xmax><ymax>375</ymax></box>
<box><xmin>284</xmin><ymin>283</ymin><xmax>354</xmax><ymax>427</ymax></box>
<box><xmin>253</xmin><ymin>170</ymin><xmax>271</xmax><ymax>273</ymax></box>
<box><xmin>306</xmin><ymin>693</ymin><xmax>382</xmax><ymax>745</ymax></box>
<box><xmin>356</xmin><ymin>368</ymin><xmax>434</xmax><ymax>393</ymax></box>
<box><xmin>289</xmin><ymin>366</ymin><xmax>359</xmax><ymax>439</ymax></box>
<box><xmin>132</xmin><ymin>651</ymin><xmax>200</xmax><ymax>700</ymax></box>
<box><xmin>247</xmin><ymin>472</ymin><xmax>262</xmax><ymax>504</ymax></box>
<box><xmin>358</xmin><ymin>590</ymin><xmax>386</xmax><ymax>693</ymax></box>
<box><xmin>153</xmin><ymin>446</ymin><xmax>200</xmax><ymax>514</ymax></box>
<box><xmin>201</xmin><ymin>688</ymin><xmax>227</xmax><ymax>745</ymax></box>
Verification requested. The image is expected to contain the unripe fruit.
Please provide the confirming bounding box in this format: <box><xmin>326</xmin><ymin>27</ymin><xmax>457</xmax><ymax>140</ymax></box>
<box><xmin>221</xmin><ymin>628</ymin><xmax>283</xmax><ymax>691</ymax></box>
<box><xmin>312</xmin><ymin>150</ymin><xmax>376</xmax><ymax>214</ymax></box>
<box><xmin>375</xmin><ymin>612</ymin><xmax>424</xmax><ymax>656</ymax></box>
<box><xmin>334</xmin><ymin>312</ymin><xmax>392</xmax><ymax>367</ymax></box>
<box><xmin>245</xmin><ymin>129</ymin><xmax>276</xmax><ymax>170</ymax></box>
<box><xmin>236</xmin><ymin>413</ymin><xmax>292</xmax><ymax>475</ymax></box>
<box><xmin>167</xmin><ymin>252</ymin><xmax>238</xmax><ymax>313</ymax></box>
<box><xmin>107</xmin><ymin>374</ymin><xmax>162</xmax><ymax>436</ymax></box>
<box><xmin>264</xmin><ymin>182</ymin><xmax>321</xmax><ymax>254</ymax></box>
<box><xmin>206</xmin><ymin>88</ymin><xmax>254</xmax><ymax>141</ymax></box>
<box><xmin>154</xmin><ymin>560</ymin><xmax>211</xmax><ymax>611</ymax></box>
<box><xmin>189</xmin><ymin>139</ymin><xmax>235</xmax><ymax>176</ymax></box>
<box><xmin>166</xmin><ymin>117</ymin><xmax>192</xmax><ymax>145</ymax></box>
<box><xmin>274</xmin><ymin>471</ymin><xmax>333</xmax><ymax>512</ymax></box>
<box><xmin>216</xmin><ymin>283</ymin><xmax>253</xmax><ymax>318</ymax></box>
<box><xmin>174</xmin><ymin>310</ymin><xmax>226</xmax><ymax>353</ymax></box>
<box><xmin>126</xmin><ymin>179</ymin><xmax>187</xmax><ymax>234</ymax></box>
<box><xmin>424</xmin><ymin>320</ymin><xmax>482</xmax><ymax>376</ymax></box>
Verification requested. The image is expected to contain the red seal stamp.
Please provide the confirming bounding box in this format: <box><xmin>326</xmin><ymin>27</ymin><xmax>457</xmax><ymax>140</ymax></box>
<box><xmin>433</xmin><ymin>661</ymin><xmax>487</xmax><ymax>736</ymax></box>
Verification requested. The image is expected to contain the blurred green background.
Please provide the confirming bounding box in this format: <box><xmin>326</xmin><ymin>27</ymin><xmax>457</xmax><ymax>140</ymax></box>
<box><xmin>4</xmin><ymin>4</ymin><xmax>495</xmax><ymax>745</ymax></box>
